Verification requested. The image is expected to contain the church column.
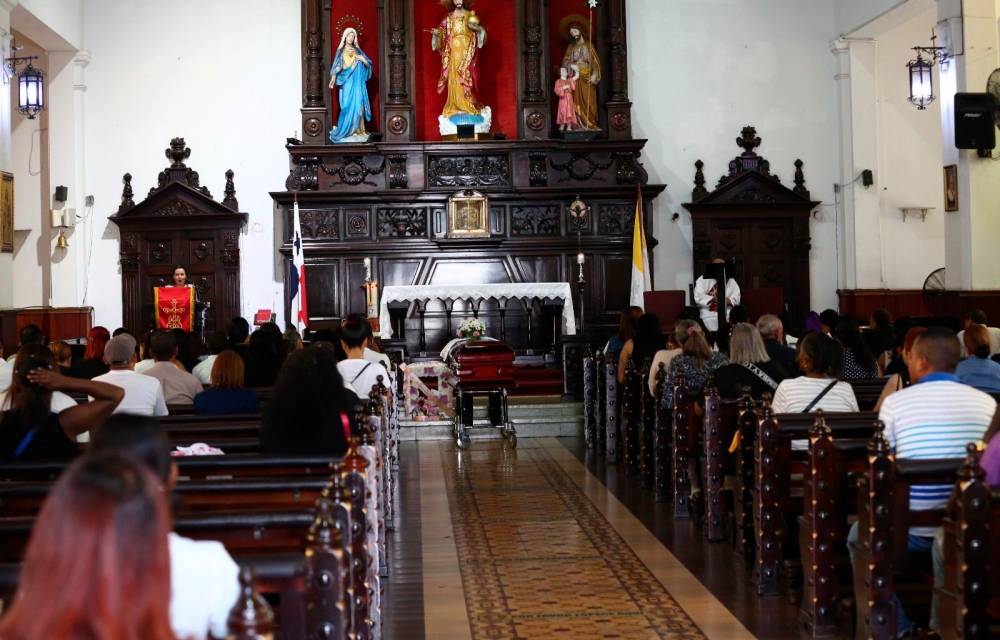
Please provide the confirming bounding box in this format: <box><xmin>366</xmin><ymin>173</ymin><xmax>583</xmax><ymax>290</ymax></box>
<box><xmin>0</xmin><ymin>1</ymin><xmax>13</xmax><ymax>310</ymax></box>
<box><xmin>937</xmin><ymin>0</ymin><xmax>1000</xmax><ymax>290</ymax></box>
<box><xmin>832</xmin><ymin>38</ymin><xmax>883</xmax><ymax>292</ymax></box>
<box><xmin>300</xmin><ymin>0</ymin><xmax>327</xmax><ymax>145</ymax></box>
<box><xmin>46</xmin><ymin>49</ymin><xmax>89</xmax><ymax>308</ymax></box>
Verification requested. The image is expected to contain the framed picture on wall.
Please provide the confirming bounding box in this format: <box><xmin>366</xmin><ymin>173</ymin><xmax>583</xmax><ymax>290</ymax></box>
<box><xmin>944</xmin><ymin>165</ymin><xmax>958</xmax><ymax>212</ymax></box>
<box><xmin>0</xmin><ymin>172</ymin><xmax>12</xmax><ymax>253</ymax></box>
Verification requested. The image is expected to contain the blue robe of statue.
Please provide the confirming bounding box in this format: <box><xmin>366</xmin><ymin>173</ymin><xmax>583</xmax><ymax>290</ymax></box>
<box><xmin>329</xmin><ymin>44</ymin><xmax>373</xmax><ymax>143</ymax></box>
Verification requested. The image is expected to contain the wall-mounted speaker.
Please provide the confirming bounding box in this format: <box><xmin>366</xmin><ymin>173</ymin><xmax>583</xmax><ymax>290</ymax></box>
<box><xmin>954</xmin><ymin>93</ymin><xmax>996</xmax><ymax>150</ymax></box>
<box><xmin>54</xmin><ymin>185</ymin><xmax>68</xmax><ymax>202</ymax></box>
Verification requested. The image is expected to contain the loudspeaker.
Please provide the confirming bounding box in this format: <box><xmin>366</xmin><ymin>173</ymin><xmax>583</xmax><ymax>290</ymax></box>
<box><xmin>54</xmin><ymin>185</ymin><xmax>68</xmax><ymax>202</ymax></box>
<box><xmin>456</xmin><ymin>124</ymin><xmax>475</xmax><ymax>139</ymax></box>
<box><xmin>861</xmin><ymin>169</ymin><xmax>874</xmax><ymax>187</ymax></box>
<box><xmin>955</xmin><ymin>93</ymin><xmax>996</xmax><ymax>150</ymax></box>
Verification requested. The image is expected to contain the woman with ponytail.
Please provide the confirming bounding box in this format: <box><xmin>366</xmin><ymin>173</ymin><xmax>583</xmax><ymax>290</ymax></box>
<box><xmin>956</xmin><ymin>324</ymin><xmax>1000</xmax><ymax>393</ymax></box>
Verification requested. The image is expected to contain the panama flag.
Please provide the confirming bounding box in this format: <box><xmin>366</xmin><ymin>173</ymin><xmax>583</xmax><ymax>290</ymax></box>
<box><xmin>630</xmin><ymin>184</ymin><xmax>652</xmax><ymax>308</ymax></box>
<box><xmin>289</xmin><ymin>199</ymin><xmax>309</xmax><ymax>332</ymax></box>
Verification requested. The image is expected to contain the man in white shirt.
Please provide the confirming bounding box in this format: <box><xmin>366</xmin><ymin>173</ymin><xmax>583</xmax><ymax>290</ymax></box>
<box><xmin>338</xmin><ymin>315</ymin><xmax>391</xmax><ymax>399</ymax></box>
<box><xmin>145</xmin><ymin>332</ymin><xmax>204</xmax><ymax>405</ymax></box>
<box><xmin>693</xmin><ymin>258</ymin><xmax>740</xmax><ymax>333</ymax></box>
<box><xmin>848</xmin><ymin>327</ymin><xmax>995</xmax><ymax>634</ymax></box>
<box><xmin>0</xmin><ymin>350</ymin><xmax>11</xmax><ymax>392</ymax></box>
<box><xmin>90</xmin><ymin>414</ymin><xmax>240</xmax><ymax>640</ymax></box>
<box><xmin>956</xmin><ymin>309</ymin><xmax>1000</xmax><ymax>356</ymax></box>
<box><xmin>192</xmin><ymin>331</ymin><xmax>229</xmax><ymax>385</ymax></box>
<box><xmin>91</xmin><ymin>333</ymin><xmax>168</xmax><ymax>416</ymax></box>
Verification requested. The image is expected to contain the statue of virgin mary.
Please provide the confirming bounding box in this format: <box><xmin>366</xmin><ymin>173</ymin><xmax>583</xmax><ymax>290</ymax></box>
<box><xmin>329</xmin><ymin>27</ymin><xmax>373</xmax><ymax>144</ymax></box>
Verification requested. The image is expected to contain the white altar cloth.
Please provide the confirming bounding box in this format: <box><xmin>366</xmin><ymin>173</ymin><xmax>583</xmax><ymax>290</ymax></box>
<box><xmin>378</xmin><ymin>283</ymin><xmax>577</xmax><ymax>339</ymax></box>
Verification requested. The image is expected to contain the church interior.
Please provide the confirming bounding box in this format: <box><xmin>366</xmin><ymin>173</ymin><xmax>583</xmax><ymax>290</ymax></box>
<box><xmin>1</xmin><ymin>0</ymin><xmax>1000</xmax><ymax>638</ymax></box>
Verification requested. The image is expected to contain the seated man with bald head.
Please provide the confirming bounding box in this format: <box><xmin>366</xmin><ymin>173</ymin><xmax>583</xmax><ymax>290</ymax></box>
<box><xmin>848</xmin><ymin>326</ymin><xmax>996</xmax><ymax>634</ymax></box>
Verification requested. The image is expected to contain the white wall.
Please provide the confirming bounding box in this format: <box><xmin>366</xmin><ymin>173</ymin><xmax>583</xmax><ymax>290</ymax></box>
<box><xmin>628</xmin><ymin>0</ymin><xmax>841</xmax><ymax>312</ymax></box>
<box><xmin>82</xmin><ymin>0</ymin><xmax>300</xmax><ymax>329</ymax></box>
<box><xmin>873</xmin><ymin>4</ymin><xmax>946</xmax><ymax>288</ymax></box>
<box><xmin>15</xmin><ymin>0</ymin><xmax>81</xmax><ymax>49</ymax></box>
<box><xmin>837</xmin><ymin>0</ymin><xmax>912</xmax><ymax>35</ymax></box>
<box><xmin>9</xmin><ymin>32</ymin><xmax>49</xmax><ymax>307</ymax></box>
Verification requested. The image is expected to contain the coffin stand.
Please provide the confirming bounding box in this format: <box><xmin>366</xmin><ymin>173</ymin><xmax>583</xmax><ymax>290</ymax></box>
<box><xmin>447</xmin><ymin>340</ymin><xmax>518</xmax><ymax>449</ymax></box>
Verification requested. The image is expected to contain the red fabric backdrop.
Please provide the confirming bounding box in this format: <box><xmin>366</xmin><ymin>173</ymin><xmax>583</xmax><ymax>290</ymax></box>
<box><xmin>330</xmin><ymin>1</ymin><xmax>381</xmax><ymax>132</ymax></box>
<box><xmin>413</xmin><ymin>1</ymin><xmax>517</xmax><ymax>140</ymax></box>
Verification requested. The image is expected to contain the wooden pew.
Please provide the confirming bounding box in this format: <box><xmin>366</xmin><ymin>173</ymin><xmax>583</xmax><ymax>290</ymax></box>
<box><xmin>849</xmin><ymin>377</ymin><xmax>886</xmax><ymax>412</ymax></box>
<box><xmin>0</xmin><ymin>454</ymin><xmax>340</xmax><ymax>483</ymax></box>
<box><xmin>798</xmin><ymin>414</ymin><xmax>879</xmax><ymax>638</ymax></box>
<box><xmin>731</xmin><ymin>393</ymin><xmax>765</xmax><ymax>566</ymax></box>
<box><xmin>639</xmin><ymin>358</ymin><xmax>656</xmax><ymax>490</ymax></box>
<box><xmin>702</xmin><ymin>384</ymin><xmax>750</xmax><ymax>542</ymax></box>
<box><xmin>594</xmin><ymin>353</ymin><xmax>608</xmax><ymax>456</ymax></box>
<box><xmin>621</xmin><ymin>359</ymin><xmax>642</xmax><ymax>477</ymax></box>
<box><xmin>850</xmin><ymin>431</ymin><xmax>964</xmax><ymax>640</ymax></box>
<box><xmin>583</xmin><ymin>351</ymin><xmax>598</xmax><ymax>450</ymax></box>
<box><xmin>653</xmin><ymin>363</ymin><xmax>671</xmax><ymax>503</ymax></box>
<box><xmin>754</xmin><ymin>408</ymin><xmax>877</xmax><ymax>598</ymax></box>
<box><xmin>604</xmin><ymin>357</ymin><xmax>619</xmax><ymax>464</ymax></box>
<box><xmin>0</xmin><ymin>476</ymin><xmax>330</xmax><ymax>517</ymax></box>
<box><xmin>672</xmin><ymin>370</ymin><xmax>699</xmax><ymax>518</ymax></box>
<box><xmin>936</xmin><ymin>445</ymin><xmax>999</xmax><ymax>640</ymax></box>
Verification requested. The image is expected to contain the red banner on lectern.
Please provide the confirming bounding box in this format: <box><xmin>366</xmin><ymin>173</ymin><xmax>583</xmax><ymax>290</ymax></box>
<box><xmin>154</xmin><ymin>287</ymin><xmax>195</xmax><ymax>331</ymax></box>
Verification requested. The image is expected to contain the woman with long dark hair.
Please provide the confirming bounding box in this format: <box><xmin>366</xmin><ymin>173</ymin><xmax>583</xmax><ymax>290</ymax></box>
<box><xmin>605</xmin><ymin>306</ymin><xmax>642</xmax><ymax>368</ymax></box>
<box><xmin>0</xmin><ymin>345</ymin><xmax>122</xmax><ymax>460</ymax></box>
<box><xmin>66</xmin><ymin>326</ymin><xmax>111</xmax><ymax>379</ymax></box>
<box><xmin>260</xmin><ymin>347</ymin><xmax>358</xmax><ymax>456</ymax></box>
<box><xmin>0</xmin><ymin>452</ymin><xmax>175</xmax><ymax>639</ymax></box>
<box><xmin>617</xmin><ymin>313</ymin><xmax>666</xmax><ymax>383</ymax></box>
<box><xmin>244</xmin><ymin>327</ymin><xmax>286</xmax><ymax>387</ymax></box>
<box><xmin>833</xmin><ymin>318</ymin><xmax>879</xmax><ymax>380</ymax></box>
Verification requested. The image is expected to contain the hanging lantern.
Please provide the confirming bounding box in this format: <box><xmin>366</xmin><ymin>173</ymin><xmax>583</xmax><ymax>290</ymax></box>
<box><xmin>17</xmin><ymin>63</ymin><xmax>44</xmax><ymax>119</ymax></box>
<box><xmin>907</xmin><ymin>53</ymin><xmax>934</xmax><ymax>110</ymax></box>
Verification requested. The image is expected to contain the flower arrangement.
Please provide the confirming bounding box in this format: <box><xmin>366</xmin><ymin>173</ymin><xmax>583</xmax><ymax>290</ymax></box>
<box><xmin>458</xmin><ymin>318</ymin><xmax>487</xmax><ymax>340</ymax></box>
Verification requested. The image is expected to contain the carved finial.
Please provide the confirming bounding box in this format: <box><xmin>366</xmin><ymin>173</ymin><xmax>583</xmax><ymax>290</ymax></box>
<box><xmin>810</xmin><ymin>409</ymin><xmax>831</xmax><ymax>439</ymax></box>
<box><xmin>119</xmin><ymin>173</ymin><xmax>135</xmax><ymax>212</ymax></box>
<box><xmin>223</xmin><ymin>169</ymin><xmax>239</xmax><ymax>210</ymax></box>
<box><xmin>869</xmin><ymin>420</ymin><xmax>891</xmax><ymax>456</ymax></box>
<box><xmin>308</xmin><ymin>498</ymin><xmax>338</xmax><ymax>547</ymax></box>
<box><xmin>165</xmin><ymin>137</ymin><xmax>191</xmax><ymax>168</ymax></box>
<box><xmin>959</xmin><ymin>441</ymin><xmax>986</xmax><ymax>483</ymax></box>
<box><xmin>793</xmin><ymin>159</ymin><xmax>810</xmax><ymax>198</ymax></box>
<box><xmin>693</xmin><ymin>160</ymin><xmax>708</xmax><ymax>200</ymax></box>
<box><xmin>737</xmin><ymin>126</ymin><xmax>761</xmax><ymax>155</ymax></box>
<box><xmin>226</xmin><ymin>566</ymin><xmax>276</xmax><ymax>638</ymax></box>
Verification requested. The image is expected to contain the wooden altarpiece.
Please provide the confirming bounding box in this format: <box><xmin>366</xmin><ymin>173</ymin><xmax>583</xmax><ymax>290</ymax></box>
<box><xmin>683</xmin><ymin>127</ymin><xmax>820</xmax><ymax>325</ymax></box>
<box><xmin>110</xmin><ymin>139</ymin><xmax>247</xmax><ymax>337</ymax></box>
<box><xmin>277</xmin><ymin>0</ymin><xmax>663</xmax><ymax>363</ymax></box>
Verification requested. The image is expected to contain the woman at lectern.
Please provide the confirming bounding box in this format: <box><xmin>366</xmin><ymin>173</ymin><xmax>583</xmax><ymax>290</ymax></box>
<box><xmin>170</xmin><ymin>265</ymin><xmax>190</xmax><ymax>288</ymax></box>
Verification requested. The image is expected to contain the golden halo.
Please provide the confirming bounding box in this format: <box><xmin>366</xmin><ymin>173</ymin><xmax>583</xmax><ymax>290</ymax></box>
<box><xmin>559</xmin><ymin>14</ymin><xmax>591</xmax><ymax>42</ymax></box>
<box><xmin>336</xmin><ymin>14</ymin><xmax>365</xmax><ymax>42</ymax></box>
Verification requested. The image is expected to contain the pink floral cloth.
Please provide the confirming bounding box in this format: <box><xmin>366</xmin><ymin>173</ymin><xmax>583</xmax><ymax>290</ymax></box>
<box><xmin>171</xmin><ymin>443</ymin><xmax>225</xmax><ymax>456</ymax></box>
<box><xmin>401</xmin><ymin>361</ymin><xmax>456</xmax><ymax>420</ymax></box>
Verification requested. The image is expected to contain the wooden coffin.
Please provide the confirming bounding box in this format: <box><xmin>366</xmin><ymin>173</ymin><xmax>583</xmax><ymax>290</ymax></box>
<box><xmin>447</xmin><ymin>340</ymin><xmax>517</xmax><ymax>392</ymax></box>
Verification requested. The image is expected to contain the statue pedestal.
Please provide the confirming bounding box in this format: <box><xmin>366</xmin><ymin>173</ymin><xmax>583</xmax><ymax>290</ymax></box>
<box><xmin>438</xmin><ymin>106</ymin><xmax>492</xmax><ymax>137</ymax></box>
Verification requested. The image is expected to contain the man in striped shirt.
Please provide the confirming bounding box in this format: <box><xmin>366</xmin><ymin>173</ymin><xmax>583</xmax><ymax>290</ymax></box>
<box><xmin>848</xmin><ymin>327</ymin><xmax>995</xmax><ymax>635</ymax></box>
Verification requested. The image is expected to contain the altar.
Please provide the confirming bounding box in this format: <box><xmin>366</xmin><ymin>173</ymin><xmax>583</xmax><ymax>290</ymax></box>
<box><xmin>378</xmin><ymin>282</ymin><xmax>577</xmax><ymax>340</ymax></box>
<box><xmin>271</xmin><ymin>0</ymin><xmax>665</xmax><ymax>396</ymax></box>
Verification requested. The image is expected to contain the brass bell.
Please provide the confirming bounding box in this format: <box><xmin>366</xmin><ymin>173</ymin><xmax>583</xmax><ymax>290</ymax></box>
<box><xmin>55</xmin><ymin>231</ymin><xmax>69</xmax><ymax>249</ymax></box>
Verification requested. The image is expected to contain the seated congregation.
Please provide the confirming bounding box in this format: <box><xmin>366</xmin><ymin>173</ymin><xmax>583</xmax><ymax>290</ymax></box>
<box><xmin>585</xmin><ymin>305</ymin><xmax>1000</xmax><ymax>639</ymax></box>
<box><xmin>0</xmin><ymin>314</ymin><xmax>397</xmax><ymax>639</ymax></box>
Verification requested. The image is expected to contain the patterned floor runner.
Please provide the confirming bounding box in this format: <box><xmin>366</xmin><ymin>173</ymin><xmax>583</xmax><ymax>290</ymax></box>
<box><xmin>440</xmin><ymin>441</ymin><xmax>707</xmax><ymax>639</ymax></box>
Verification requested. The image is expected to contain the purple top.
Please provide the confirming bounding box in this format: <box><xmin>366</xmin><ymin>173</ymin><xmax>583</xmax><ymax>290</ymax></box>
<box><xmin>982</xmin><ymin>434</ymin><xmax>1000</xmax><ymax>486</ymax></box>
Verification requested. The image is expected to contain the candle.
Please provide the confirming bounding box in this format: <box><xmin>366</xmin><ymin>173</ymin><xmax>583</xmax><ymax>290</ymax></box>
<box><xmin>363</xmin><ymin>257</ymin><xmax>372</xmax><ymax>280</ymax></box>
<box><xmin>577</xmin><ymin>252</ymin><xmax>585</xmax><ymax>265</ymax></box>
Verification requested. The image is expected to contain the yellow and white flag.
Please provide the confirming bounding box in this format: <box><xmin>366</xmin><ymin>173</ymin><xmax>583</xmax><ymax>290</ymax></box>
<box><xmin>630</xmin><ymin>186</ymin><xmax>651</xmax><ymax>308</ymax></box>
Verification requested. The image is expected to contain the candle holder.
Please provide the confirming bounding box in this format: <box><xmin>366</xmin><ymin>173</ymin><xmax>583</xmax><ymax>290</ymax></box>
<box><xmin>576</xmin><ymin>253</ymin><xmax>586</xmax><ymax>332</ymax></box>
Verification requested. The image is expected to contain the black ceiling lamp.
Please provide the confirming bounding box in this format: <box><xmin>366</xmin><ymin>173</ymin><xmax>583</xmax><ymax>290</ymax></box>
<box><xmin>3</xmin><ymin>38</ymin><xmax>44</xmax><ymax>119</ymax></box>
<box><xmin>907</xmin><ymin>31</ymin><xmax>947</xmax><ymax>110</ymax></box>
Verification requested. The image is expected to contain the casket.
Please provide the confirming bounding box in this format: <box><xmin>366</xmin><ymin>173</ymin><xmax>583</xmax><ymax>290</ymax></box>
<box><xmin>446</xmin><ymin>339</ymin><xmax>516</xmax><ymax>392</ymax></box>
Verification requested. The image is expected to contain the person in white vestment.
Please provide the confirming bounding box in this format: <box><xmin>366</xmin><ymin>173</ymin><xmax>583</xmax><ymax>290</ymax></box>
<box><xmin>693</xmin><ymin>257</ymin><xmax>741</xmax><ymax>333</ymax></box>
